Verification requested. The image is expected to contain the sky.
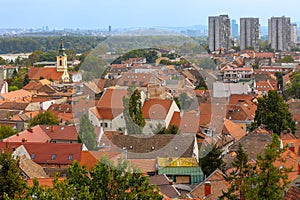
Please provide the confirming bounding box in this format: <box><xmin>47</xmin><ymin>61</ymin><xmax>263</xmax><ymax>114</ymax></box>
<box><xmin>2</xmin><ymin>0</ymin><xmax>300</xmax><ymax>29</ymax></box>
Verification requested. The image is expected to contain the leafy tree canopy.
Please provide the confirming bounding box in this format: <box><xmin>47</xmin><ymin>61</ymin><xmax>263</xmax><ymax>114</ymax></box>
<box><xmin>252</xmin><ymin>90</ymin><xmax>296</xmax><ymax>134</ymax></box>
<box><xmin>79</xmin><ymin>114</ymin><xmax>97</xmax><ymax>150</ymax></box>
<box><xmin>199</xmin><ymin>144</ymin><xmax>225</xmax><ymax>177</ymax></box>
<box><xmin>29</xmin><ymin>111</ymin><xmax>59</xmax><ymax>127</ymax></box>
<box><xmin>19</xmin><ymin>157</ymin><xmax>163</xmax><ymax>200</ymax></box>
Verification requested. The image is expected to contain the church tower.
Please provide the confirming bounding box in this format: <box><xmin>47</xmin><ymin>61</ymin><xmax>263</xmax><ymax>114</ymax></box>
<box><xmin>56</xmin><ymin>39</ymin><xmax>70</xmax><ymax>82</ymax></box>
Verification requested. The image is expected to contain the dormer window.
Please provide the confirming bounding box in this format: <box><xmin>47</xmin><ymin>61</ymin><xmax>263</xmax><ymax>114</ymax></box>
<box><xmin>68</xmin><ymin>154</ymin><xmax>73</xmax><ymax>160</ymax></box>
<box><xmin>31</xmin><ymin>153</ymin><xmax>35</xmax><ymax>159</ymax></box>
<box><xmin>51</xmin><ymin>154</ymin><xmax>56</xmax><ymax>160</ymax></box>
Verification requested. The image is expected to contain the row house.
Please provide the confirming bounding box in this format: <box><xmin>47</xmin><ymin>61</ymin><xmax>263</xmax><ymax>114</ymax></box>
<box><xmin>223</xmin><ymin>67</ymin><xmax>253</xmax><ymax>83</ymax></box>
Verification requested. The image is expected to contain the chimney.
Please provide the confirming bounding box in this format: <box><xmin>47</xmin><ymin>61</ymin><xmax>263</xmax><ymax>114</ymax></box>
<box><xmin>298</xmin><ymin>160</ymin><xmax>300</xmax><ymax>175</ymax></box>
<box><xmin>27</xmin><ymin>128</ymin><xmax>33</xmax><ymax>133</ymax></box>
<box><xmin>288</xmin><ymin>142</ymin><xmax>295</xmax><ymax>153</ymax></box>
<box><xmin>51</xmin><ymin>126</ymin><xmax>54</xmax><ymax>132</ymax></box>
<box><xmin>204</xmin><ymin>181</ymin><xmax>211</xmax><ymax>196</ymax></box>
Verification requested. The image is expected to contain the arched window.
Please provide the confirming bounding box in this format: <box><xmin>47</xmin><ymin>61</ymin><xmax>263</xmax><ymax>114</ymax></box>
<box><xmin>59</xmin><ymin>60</ymin><xmax>62</xmax><ymax>66</ymax></box>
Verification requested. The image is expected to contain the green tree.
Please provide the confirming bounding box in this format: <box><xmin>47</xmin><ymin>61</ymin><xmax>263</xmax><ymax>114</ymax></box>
<box><xmin>29</xmin><ymin>111</ymin><xmax>59</xmax><ymax>127</ymax></box>
<box><xmin>244</xmin><ymin>135</ymin><xmax>290</xmax><ymax>200</ymax></box>
<box><xmin>0</xmin><ymin>150</ymin><xmax>24</xmax><ymax>199</ymax></box>
<box><xmin>199</xmin><ymin>144</ymin><xmax>225</xmax><ymax>177</ymax></box>
<box><xmin>20</xmin><ymin>158</ymin><xmax>163</xmax><ymax>200</ymax></box>
<box><xmin>23</xmin><ymin>74</ymin><xmax>30</xmax><ymax>87</ymax></box>
<box><xmin>284</xmin><ymin>72</ymin><xmax>300</xmax><ymax>99</ymax></box>
<box><xmin>123</xmin><ymin>87</ymin><xmax>145</xmax><ymax>134</ymax></box>
<box><xmin>252</xmin><ymin>90</ymin><xmax>296</xmax><ymax>134</ymax></box>
<box><xmin>0</xmin><ymin>125</ymin><xmax>18</xmax><ymax>140</ymax></box>
<box><xmin>154</xmin><ymin>123</ymin><xmax>180</xmax><ymax>134</ymax></box>
<box><xmin>79</xmin><ymin>114</ymin><xmax>97</xmax><ymax>150</ymax></box>
<box><xmin>278</xmin><ymin>55</ymin><xmax>294</xmax><ymax>63</ymax></box>
<box><xmin>220</xmin><ymin>143</ymin><xmax>251</xmax><ymax>200</ymax></box>
<box><xmin>178</xmin><ymin>92</ymin><xmax>193</xmax><ymax>110</ymax></box>
<box><xmin>129</xmin><ymin>89</ymin><xmax>145</xmax><ymax>127</ymax></box>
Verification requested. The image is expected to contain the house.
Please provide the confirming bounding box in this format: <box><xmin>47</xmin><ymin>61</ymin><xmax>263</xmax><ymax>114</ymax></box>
<box><xmin>0</xmin><ymin>80</ymin><xmax>8</xmax><ymax>94</ymax></box>
<box><xmin>15</xmin><ymin>142</ymin><xmax>82</xmax><ymax>177</ymax></box>
<box><xmin>0</xmin><ymin>89</ymin><xmax>32</xmax><ymax>102</ymax></box>
<box><xmin>189</xmin><ymin>169</ymin><xmax>229</xmax><ymax>200</ymax></box>
<box><xmin>27</xmin><ymin>40</ymin><xmax>69</xmax><ymax>83</ymax></box>
<box><xmin>223</xmin><ymin>67</ymin><xmax>253</xmax><ymax>83</ymax></box>
<box><xmin>142</xmin><ymin>99</ymin><xmax>180</xmax><ymax>134</ymax></box>
<box><xmin>157</xmin><ymin>157</ymin><xmax>203</xmax><ymax>184</ymax></box>
<box><xmin>169</xmin><ymin>111</ymin><xmax>201</xmax><ymax>134</ymax></box>
<box><xmin>213</xmin><ymin>82</ymin><xmax>251</xmax><ymax>98</ymax></box>
<box><xmin>127</xmin><ymin>159</ymin><xmax>157</xmax><ymax>176</ymax></box>
<box><xmin>149</xmin><ymin>174</ymin><xmax>181</xmax><ymax>199</ymax></box>
<box><xmin>117</xmin><ymin>72</ymin><xmax>158</xmax><ymax>89</ymax></box>
<box><xmin>19</xmin><ymin>156</ymin><xmax>48</xmax><ymax>179</ymax></box>
<box><xmin>89</xmin><ymin>87</ymin><xmax>128</xmax><ymax>131</ymax></box>
<box><xmin>255</xmin><ymin>79</ymin><xmax>278</xmax><ymax>94</ymax></box>
<box><xmin>3</xmin><ymin>125</ymin><xmax>78</xmax><ymax>144</ymax></box>
<box><xmin>98</xmin><ymin>134</ymin><xmax>199</xmax><ymax>160</ymax></box>
<box><xmin>223</xmin><ymin>128</ymin><xmax>272</xmax><ymax>169</ymax></box>
<box><xmin>226</xmin><ymin>94</ymin><xmax>257</xmax><ymax>130</ymax></box>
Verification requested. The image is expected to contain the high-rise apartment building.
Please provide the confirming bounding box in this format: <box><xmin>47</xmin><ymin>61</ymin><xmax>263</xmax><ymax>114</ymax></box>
<box><xmin>208</xmin><ymin>15</ymin><xmax>231</xmax><ymax>52</ymax></box>
<box><xmin>240</xmin><ymin>18</ymin><xmax>260</xmax><ymax>50</ymax></box>
<box><xmin>291</xmin><ymin>23</ymin><xmax>297</xmax><ymax>44</ymax></box>
<box><xmin>268</xmin><ymin>16</ymin><xmax>291</xmax><ymax>51</ymax></box>
<box><xmin>231</xmin><ymin>19</ymin><xmax>238</xmax><ymax>37</ymax></box>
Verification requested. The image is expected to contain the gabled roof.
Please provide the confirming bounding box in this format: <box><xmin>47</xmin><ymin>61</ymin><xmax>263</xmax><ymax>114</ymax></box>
<box><xmin>169</xmin><ymin>111</ymin><xmax>200</xmax><ymax>133</ymax></box>
<box><xmin>96</xmin><ymin>87</ymin><xmax>127</xmax><ymax>109</ymax></box>
<box><xmin>3</xmin><ymin>126</ymin><xmax>51</xmax><ymax>143</ymax></box>
<box><xmin>0</xmin><ymin>142</ymin><xmax>82</xmax><ymax>165</ymax></box>
<box><xmin>142</xmin><ymin>99</ymin><xmax>173</xmax><ymax>120</ymax></box>
<box><xmin>27</xmin><ymin>67</ymin><xmax>63</xmax><ymax>81</ymax></box>
<box><xmin>80</xmin><ymin>151</ymin><xmax>99</xmax><ymax>170</ymax></box>
<box><xmin>127</xmin><ymin>159</ymin><xmax>156</xmax><ymax>174</ymax></box>
<box><xmin>223</xmin><ymin>118</ymin><xmax>246</xmax><ymax>141</ymax></box>
<box><xmin>190</xmin><ymin>169</ymin><xmax>229</xmax><ymax>200</ymax></box>
<box><xmin>117</xmin><ymin>72</ymin><xmax>154</xmax><ymax>87</ymax></box>
<box><xmin>1</xmin><ymin>89</ymin><xmax>32</xmax><ymax>101</ymax></box>
<box><xmin>40</xmin><ymin>125</ymin><xmax>78</xmax><ymax>141</ymax></box>
<box><xmin>149</xmin><ymin>174</ymin><xmax>181</xmax><ymax>199</ymax></box>
<box><xmin>0</xmin><ymin>101</ymin><xmax>29</xmax><ymax>110</ymax></box>
<box><xmin>22</xmin><ymin>143</ymin><xmax>82</xmax><ymax>165</ymax></box>
<box><xmin>19</xmin><ymin>157</ymin><xmax>48</xmax><ymax>178</ymax></box>
<box><xmin>23</xmin><ymin>81</ymin><xmax>43</xmax><ymax>91</ymax></box>
<box><xmin>100</xmin><ymin>134</ymin><xmax>196</xmax><ymax>159</ymax></box>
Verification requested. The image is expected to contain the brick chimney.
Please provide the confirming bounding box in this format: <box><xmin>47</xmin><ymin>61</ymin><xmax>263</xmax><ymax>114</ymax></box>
<box><xmin>204</xmin><ymin>181</ymin><xmax>211</xmax><ymax>196</ymax></box>
<box><xmin>298</xmin><ymin>160</ymin><xmax>300</xmax><ymax>175</ymax></box>
<box><xmin>288</xmin><ymin>142</ymin><xmax>295</xmax><ymax>153</ymax></box>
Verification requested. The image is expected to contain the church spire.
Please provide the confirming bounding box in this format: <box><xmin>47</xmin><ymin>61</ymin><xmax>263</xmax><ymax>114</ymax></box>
<box><xmin>58</xmin><ymin>39</ymin><xmax>66</xmax><ymax>56</ymax></box>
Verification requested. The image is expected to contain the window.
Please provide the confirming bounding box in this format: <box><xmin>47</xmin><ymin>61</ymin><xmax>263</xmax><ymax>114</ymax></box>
<box><xmin>51</xmin><ymin>154</ymin><xmax>56</xmax><ymax>160</ymax></box>
<box><xmin>31</xmin><ymin>153</ymin><xmax>35</xmax><ymax>159</ymax></box>
<box><xmin>68</xmin><ymin>154</ymin><xmax>73</xmax><ymax>160</ymax></box>
<box><xmin>59</xmin><ymin>60</ymin><xmax>62</xmax><ymax>66</ymax></box>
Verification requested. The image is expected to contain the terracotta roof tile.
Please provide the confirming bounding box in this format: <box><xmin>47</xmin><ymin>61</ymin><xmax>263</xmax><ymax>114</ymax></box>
<box><xmin>285</xmin><ymin>186</ymin><xmax>300</xmax><ymax>200</ymax></box>
<box><xmin>223</xmin><ymin>118</ymin><xmax>246</xmax><ymax>141</ymax></box>
<box><xmin>190</xmin><ymin>169</ymin><xmax>229</xmax><ymax>200</ymax></box>
<box><xmin>142</xmin><ymin>99</ymin><xmax>173</xmax><ymax>120</ymax></box>
<box><xmin>1</xmin><ymin>89</ymin><xmax>32</xmax><ymax>101</ymax></box>
<box><xmin>80</xmin><ymin>151</ymin><xmax>99</xmax><ymax>170</ymax></box>
<box><xmin>27</xmin><ymin>67</ymin><xmax>63</xmax><ymax>81</ymax></box>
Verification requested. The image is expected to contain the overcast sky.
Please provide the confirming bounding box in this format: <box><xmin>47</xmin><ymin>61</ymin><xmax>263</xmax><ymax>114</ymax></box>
<box><xmin>2</xmin><ymin>0</ymin><xmax>299</xmax><ymax>29</ymax></box>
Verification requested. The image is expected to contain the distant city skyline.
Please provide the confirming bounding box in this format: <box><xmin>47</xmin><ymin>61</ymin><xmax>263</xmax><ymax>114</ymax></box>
<box><xmin>2</xmin><ymin>0</ymin><xmax>300</xmax><ymax>29</ymax></box>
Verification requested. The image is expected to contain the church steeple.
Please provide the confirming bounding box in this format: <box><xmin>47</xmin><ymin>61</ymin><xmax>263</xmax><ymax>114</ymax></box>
<box><xmin>58</xmin><ymin>39</ymin><xmax>66</xmax><ymax>56</ymax></box>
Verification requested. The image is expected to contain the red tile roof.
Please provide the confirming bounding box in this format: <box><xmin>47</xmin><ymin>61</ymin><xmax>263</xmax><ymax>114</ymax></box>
<box><xmin>3</xmin><ymin>126</ymin><xmax>51</xmax><ymax>143</ymax></box>
<box><xmin>190</xmin><ymin>169</ymin><xmax>229</xmax><ymax>200</ymax></box>
<box><xmin>223</xmin><ymin>118</ymin><xmax>247</xmax><ymax>141</ymax></box>
<box><xmin>285</xmin><ymin>186</ymin><xmax>300</xmax><ymax>200</ymax></box>
<box><xmin>80</xmin><ymin>151</ymin><xmax>99</xmax><ymax>170</ymax></box>
<box><xmin>142</xmin><ymin>99</ymin><xmax>173</xmax><ymax>120</ymax></box>
<box><xmin>40</xmin><ymin>125</ymin><xmax>78</xmax><ymax>141</ymax></box>
<box><xmin>169</xmin><ymin>111</ymin><xmax>201</xmax><ymax>133</ymax></box>
<box><xmin>1</xmin><ymin>89</ymin><xmax>32</xmax><ymax>101</ymax></box>
<box><xmin>27</xmin><ymin>67</ymin><xmax>63</xmax><ymax>81</ymax></box>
